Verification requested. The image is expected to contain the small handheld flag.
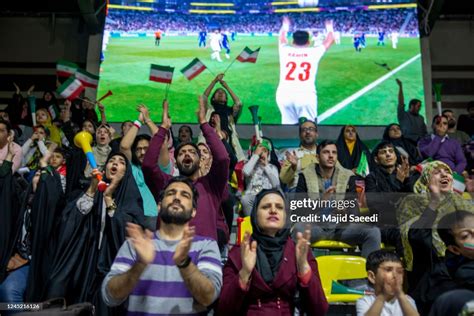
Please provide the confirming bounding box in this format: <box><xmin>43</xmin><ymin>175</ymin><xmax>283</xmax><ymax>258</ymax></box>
<box><xmin>56</xmin><ymin>60</ymin><xmax>79</xmax><ymax>78</ymax></box>
<box><xmin>75</xmin><ymin>69</ymin><xmax>100</xmax><ymax>89</ymax></box>
<box><xmin>181</xmin><ymin>58</ymin><xmax>207</xmax><ymax>81</ymax></box>
<box><xmin>150</xmin><ymin>64</ymin><xmax>174</xmax><ymax>84</ymax></box>
<box><xmin>57</xmin><ymin>76</ymin><xmax>85</xmax><ymax>101</ymax></box>
<box><xmin>236</xmin><ymin>47</ymin><xmax>261</xmax><ymax>63</ymax></box>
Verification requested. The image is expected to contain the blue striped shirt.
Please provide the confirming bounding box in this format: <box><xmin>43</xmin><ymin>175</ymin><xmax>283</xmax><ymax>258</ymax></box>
<box><xmin>102</xmin><ymin>232</ymin><xmax>222</xmax><ymax>315</ymax></box>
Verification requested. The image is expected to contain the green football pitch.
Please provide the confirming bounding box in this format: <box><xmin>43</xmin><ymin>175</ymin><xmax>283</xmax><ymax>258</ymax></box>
<box><xmin>97</xmin><ymin>35</ymin><xmax>424</xmax><ymax>125</ymax></box>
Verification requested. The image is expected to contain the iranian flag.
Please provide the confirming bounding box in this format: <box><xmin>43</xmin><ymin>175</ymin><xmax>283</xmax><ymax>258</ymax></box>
<box><xmin>236</xmin><ymin>47</ymin><xmax>261</xmax><ymax>63</ymax></box>
<box><xmin>57</xmin><ymin>60</ymin><xmax>79</xmax><ymax>77</ymax></box>
<box><xmin>180</xmin><ymin>58</ymin><xmax>206</xmax><ymax>81</ymax></box>
<box><xmin>149</xmin><ymin>64</ymin><xmax>174</xmax><ymax>84</ymax></box>
<box><xmin>453</xmin><ymin>173</ymin><xmax>466</xmax><ymax>194</ymax></box>
<box><xmin>57</xmin><ymin>76</ymin><xmax>85</xmax><ymax>100</ymax></box>
<box><xmin>75</xmin><ymin>69</ymin><xmax>100</xmax><ymax>89</ymax></box>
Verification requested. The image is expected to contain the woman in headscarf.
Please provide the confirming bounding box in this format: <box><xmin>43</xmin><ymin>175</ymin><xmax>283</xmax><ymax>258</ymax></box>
<box><xmin>83</xmin><ymin>124</ymin><xmax>113</xmax><ymax>177</ymax></box>
<box><xmin>45</xmin><ymin>152</ymin><xmax>144</xmax><ymax>315</ymax></box>
<box><xmin>383</xmin><ymin>123</ymin><xmax>421</xmax><ymax>166</ymax></box>
<box><xmin>218</xmin><ymin>189</ymin><xmax>328</xmax><ymax>315</ymax></box>
<box><xmin>201</xmin><ymin>73</ymin><xmax>245</xmax><ymax>161</ymax></box>
<box><xmin>0</xmin><ymin>148</ymin><xmax>64</xmax><ymax>306</ymax></box>
<box><xmin>36</xmin><ymin>91</ymin><xmax>59</xmax><ymax>117</ymax></box>
<box><xmin>397</xmin><ymin>160</ymin><xmax>474</xmax><ymax>311</ymax></box>
<box><xmin>335</xmin><ymin>125</ymin><xmax>372</xmax><ymax>175</ymax></box>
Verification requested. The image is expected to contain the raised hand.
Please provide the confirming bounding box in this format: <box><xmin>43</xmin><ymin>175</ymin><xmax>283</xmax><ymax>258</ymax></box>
<box><xmin>97</xmin><ymin>102</ymin><xmax>105</xmax><ymax>113</ymax></box>
<box><xmin>395</xmin><ymin>78</ymin><xmax>402</xmax><ymax>86</ymax></box>
<box><xmin>197</xmin><ymin>95</ymin><xmax>207</xmax><ymax>124</ymax></box>
<box><xmin>285</xmin><ymin>150</ymin><xmax>298</xmax><ymax>168</ymax></box>
<box><xmin>322</xmin><ymin>185</ymin><xmax>336</xmax><ymax>200</ymax></box>
<box><xmin>13</xmin><ymin>82</ymin><xmax>20</xmax><ymax>94</ymax></box>
<box><xmin>173</xmin><ymin>225</ymin><xmax>195</xmax><ymax>265</ymax></box>
<box><xmin>295</xmin><ymin>230</ymin><xmax>311</xmax><ymax>274</ymax></box>
<box><xmin>239</xmin><ymin>232</ymin><xmax>257</xmax><ymax>284</ymax></box>
<box><xmin>216</xmin><ymin>73</ymin><xmax>224</xmax><ymax>82</ymax></box>
<box><xmin>161</xmin><ymin>100</ymin><xmax>171</xmax><ymax>129</ymax></box>
<box><xmin>126</xmin><ymin>222</ymin><xmax>155</xmax><ymax>265</ymax></box>
<box><xmin>40</xmin><ymin>143</ymin><xmax>57</xmax><ymax>168</ymax></box>
<box><xmin>396</xmin><ymin>156</ymin><xmax>409</xmax><ymax>182</ymax></box>
<box><xmin>137</xmin><ymin>104</ymin><xmax>152</xmax><ymax>122</ymax></box>
<box><xmin>27</xmin><ymin>85</ymin><xmax>35</xmax><ymax>96</ymax></box>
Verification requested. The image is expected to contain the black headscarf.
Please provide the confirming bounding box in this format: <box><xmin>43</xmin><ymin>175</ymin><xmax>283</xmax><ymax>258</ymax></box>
<box><xmin>0</xmin><ymin>162</ymin><xmax>23</xmax><ymax>284</ymax></box>
<box><xmin>250</xmin><ymin>189</ymin><xmax>290</xmax><ymax>284</ymax></box>
<box><xmin>335</xmin><ymin>125</ymin><xmax>371</xmax><ymax>171</ymax></box>
<box><xmin>45</xmin><ymin>152</ymin><xmax>143</xmax><ymax>315</ymax></box>
<box><xmin>382</xmin><ymin>123</ymin><xmax>421</xmax><ymax>166</ymax></box>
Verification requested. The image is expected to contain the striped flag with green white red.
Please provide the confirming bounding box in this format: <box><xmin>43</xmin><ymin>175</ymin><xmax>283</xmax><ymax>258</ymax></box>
<box><xmin>56</xmin><ymin>76</ymin><xmax>84</xmax><ymax>100</ymax></box>
<box><xmin>180</xmin><ymin>58</ymin><xmax>206</xmax><ymax>81</ymax></box>
<box><xmin>75</xmin><ymin>69</ymin><xmax>100</xmax><ymax>89</ymax></box>
<box><xmin>236</xmin><ymin>47</ymin><xmax>261</xmax><ymax>63</ymax></box>
<box><xmin>56</xmin><ymin>60</ymin><xmax>79</xmax><ymax>77</ymax></box>
<box><xmin>150</xmin><ymin>64</ymin><xmax>174</xmax><ymax>84</ymax></box>
<box><xmin>453</xmin><ymin>172</ymin><xmax>466</xmax><ymax>194</ymax></box>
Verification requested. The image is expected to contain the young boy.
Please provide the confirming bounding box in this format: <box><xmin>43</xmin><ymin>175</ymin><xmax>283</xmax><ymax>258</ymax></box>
<box><xmin>437</xmin><ymin>210</ymin><xmax>474</xmax><ymax>289</ymax></box>
<box><xmin>356</xmin><ymin>250</ymin><xmax>419</xmax><ymax>316</ymax></box>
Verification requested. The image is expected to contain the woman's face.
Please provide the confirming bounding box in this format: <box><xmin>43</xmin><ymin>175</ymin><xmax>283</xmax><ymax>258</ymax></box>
<box><xmin>256</xmin><ymin>193</ymin><xmax>286</xmax><ymax>237</ymax></box>
<box><xmin>96</xmin><ymin>126</ymin><xmax>111</xmax><ymax>146</ymax></box>
<box><xmin>429</xmin><ymin>166</ymin><xmax>453</xmax><ymax>193</ymax></box>
<box><xmin>388</xmin><ymin>125</ymin><xmax>402</xmax><ymax>139</ymax></box>
<box><xmin>105</xmin><ymin>155</ymin><xmax>127</xmax><ymax>181</ymax></box>
<box><xmin>36</xmin><ymin>110</ymin><xmax>49</xmax><ymax>124</ymax></box>
<box><xmin>34</xmin><ymin>127</ymin><xmax>47</xmax><ymax>141</ymax></box>
<box><xmin>82</xmin><ymin>121</ymin><xmax>95</xmax><ymax>134</ymax></box>
<box><xmin>212</xmin><ymin>88</ymin><xmax>227</xmax><ymax>103</ymax></box>
<box><xmin>44</xmin><ymin>92</ymin><xmax>52</xmax><ymax>102</ymax></box>
<box><xmin>344</xmin><ymin>126</ymin><xmax>357</xmax><ymax>141</ymax></box>
<box><xmin>198</xmin><ymin>144</ymin><xmax>212</xmax><ymax>165</ymax></box>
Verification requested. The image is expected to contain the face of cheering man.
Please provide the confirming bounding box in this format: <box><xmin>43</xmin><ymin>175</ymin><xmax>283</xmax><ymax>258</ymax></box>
<box><xmin>96</xmin><ymin>126</ymin><xmax>112</xmax><ymax>146</ymax></box>
<box><xmin>159</xmin><ymin>181</ymin><xmax>196</xmax><ymax>225</ymax></box>
<box><xmin>176</xmin><ymin>144</ymin><xmax>200</xmax><ymax>177</ymax></box>
<box><xmin>433</xmin><ymin>116</ymin><xmax>449</xmax><ymax>137</ymax></box>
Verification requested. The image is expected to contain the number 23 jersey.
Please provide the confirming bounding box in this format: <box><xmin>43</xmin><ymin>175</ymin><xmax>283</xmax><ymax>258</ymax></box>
<box><xmin>277</xmin><ymin>44</ymin><xmax>326</xmax><ymax>93</ymax></box>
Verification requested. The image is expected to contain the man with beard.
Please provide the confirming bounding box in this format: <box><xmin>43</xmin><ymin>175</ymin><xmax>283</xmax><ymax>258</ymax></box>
<box><xmin>396</xmin><ymin>79</ymin><xmax>427</xmax><ymax>143</ymax></box>
<box><xmin>442</xmin><ymin>109</ymin><xmax>470</xmax><ymax>146</ymax></box>
<box><xmin>102</xmin><ymin>177</ymin><xmax>222</xmax><ymax>314</ymax></box>
<box><xmin>419</xmin><ymin>114</ymin><xmax>467</xmax><ymax>174</ymax></box>
<box><xmin>143</xmin><ymin>96</ymin><xmax>229</xmax><ymax>242</ymax></box>
<box><xmin>295</xmin><ymin>140</ymin><xmax>381</xmax><ymax>258</ymax></box>
<box><xmin>280</xmin><ymin>119</ymin><xmax>318</xmax><ymax>191</ymax></box>
<box><xmin>457</xmin><ymin>101</ymin><xmax>474</xmax><ymax>138</ymax></box>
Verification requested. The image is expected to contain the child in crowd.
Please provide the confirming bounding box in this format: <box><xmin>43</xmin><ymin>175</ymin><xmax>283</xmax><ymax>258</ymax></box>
<box><xmin>356</xmin><ymin>249</ymin><xmax>419</xmax><ymax>316</ymax></box>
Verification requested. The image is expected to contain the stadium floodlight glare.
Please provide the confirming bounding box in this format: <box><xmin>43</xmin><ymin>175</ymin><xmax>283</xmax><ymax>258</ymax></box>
<box><xmin>190</xmin><ymin>2</ymin><xmax>235</xmax><ymax>6</ymax></box>
<box><xmin>189</xmin><ymin>9</ymin><xmax>236</xmax><ymax>14</ymax></box>
<box><xmin>274</xmin><ymin>7</ymin><xmax>320</xmax><ymax>12</ymax></box>
<box><xmin>108</xmin><ymin>4</ymin><xmax>153</xmax><ymax>11</ymax></box>
<box><xmin>271</xmin><ymin>1</ymin><xmax>299</xmax><ymax>5</ymax></box>
<box><xmin>368</xmin><ymin>3</ymin><xmax>417</xmax><ymax>9</ymax></box>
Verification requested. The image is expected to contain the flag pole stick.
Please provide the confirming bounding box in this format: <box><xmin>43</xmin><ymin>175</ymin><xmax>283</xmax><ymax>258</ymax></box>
<box><xmin>223</xmin><ymin>58</ymin><xmax>237</xmax><ymax>74</ymax></box>
<box><xmin>76</xmin><ymin>97</ymin><xmax>96</xmax><ymax>105</ymax></box>
<box><xmin>164</xmin><ymin>83</ymin><xmax>171</xmax><ymax>100</ymax></box>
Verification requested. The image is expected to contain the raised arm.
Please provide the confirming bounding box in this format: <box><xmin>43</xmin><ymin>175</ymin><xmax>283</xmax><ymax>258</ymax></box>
<box><xmin>97</xmin><ymin>102</ymin><xmax>107</xmax><ymax>124</ymax></box>
<box><xmin>279</xmin><ymin>16</ymin><xmax>290</xmax><ymax>45</ymax></box>
<box><xmin>142</xmin><ymin>101</ymin><xmax>172</xmax><ymax>199</ymax></box>
<box><xmin>138</xmin><ymin>104</ymin><xmax>159</xmax><ymax>135</ymax></box>
<box><xmin>396</xmin><ymin>79</ymin><xmax>405</xmax><ymax>110</ymax></box>
<box><xmin>199</xmin><ymin>96</ymin><xmax>230</xmax><ymax>195</ymax></box>
<box><xmin>219</xmin><ymin>76</ymin><xmax>242</xmax><ymax>119</ymax></box>
<box><xmin>120</xmin><ymin>108</ymin><xmax>142</xmax><ymax>162</ymax></box>
<box><xmin>322</xmin><ymin>20</ymin><xmax>335</xmax><ymax>50</ymax></box>
<box><xmin>203</xmin><ymin>74</ymin><xmax>223</xmax><ymax>101</ymax></box>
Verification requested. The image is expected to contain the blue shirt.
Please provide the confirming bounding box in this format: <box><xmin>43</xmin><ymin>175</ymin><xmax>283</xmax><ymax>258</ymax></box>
<box><xmin>131</xmin><ymin>164</ymin><xmax>157</xmax><ymax>217</ymax></box>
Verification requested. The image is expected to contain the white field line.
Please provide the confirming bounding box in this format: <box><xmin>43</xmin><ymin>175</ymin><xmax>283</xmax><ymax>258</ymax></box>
<box><xmin>318</xmin><ymin>53</ymin><xmax>421</xmax><ymax>123</ymax></box>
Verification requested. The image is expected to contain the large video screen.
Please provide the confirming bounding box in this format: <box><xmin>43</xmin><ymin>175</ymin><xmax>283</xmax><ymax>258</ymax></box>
<box><xmin>98</xmin><ymin>0</ymin><xmax>424</xmax><ymax>125</ymax></box>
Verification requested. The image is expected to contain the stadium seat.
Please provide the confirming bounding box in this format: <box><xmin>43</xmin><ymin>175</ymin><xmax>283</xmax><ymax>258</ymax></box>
<box><xmin>316</xmin><ymin>255</ymin><xmax>368</xmax><ymax>303</ymax></box>
<box><xmin>311</xmin><ymin>240</ymin><xmax>355</xmax><ymax>249</ymax></box>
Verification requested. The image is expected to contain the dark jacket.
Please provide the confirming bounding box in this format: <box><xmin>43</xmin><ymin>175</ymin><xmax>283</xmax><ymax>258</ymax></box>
<box><xmin>217</xmin><ymin>237</ymin><xmax>328</xmax><ymax>316</ymax></box>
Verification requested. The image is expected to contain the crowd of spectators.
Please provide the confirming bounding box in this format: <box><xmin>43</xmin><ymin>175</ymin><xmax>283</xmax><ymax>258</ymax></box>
<box><xmin>1</xmin><ymin>73</ymin><xmax>474</xmax><ymax>316</ymax></box>
<box><xmin>106</xmin><ymin>8</ymin><xmax>418</xmax><ymax>35</ymax></box>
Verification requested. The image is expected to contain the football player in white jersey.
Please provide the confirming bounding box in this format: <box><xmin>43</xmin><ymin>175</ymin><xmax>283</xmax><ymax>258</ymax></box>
<box><xmin>276</xmin><ymin>16</ymin><xmax>334</xmax><ymax>124</ymax></box>
<box><xmin>209</xmin><ymin>29</ymin><xmax>223</xmax><ymax>62</ymax></box>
